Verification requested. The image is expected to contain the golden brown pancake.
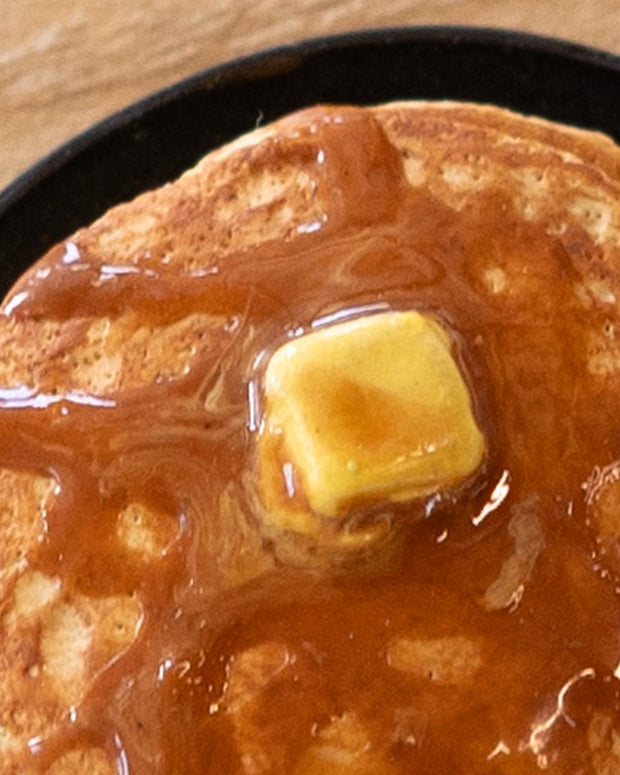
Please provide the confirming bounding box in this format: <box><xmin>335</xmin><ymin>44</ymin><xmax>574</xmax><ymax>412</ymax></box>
<box><xmin>1</xmin><ymin>101</ymin><xmax>620</xmax><ymax>774</ymax></box>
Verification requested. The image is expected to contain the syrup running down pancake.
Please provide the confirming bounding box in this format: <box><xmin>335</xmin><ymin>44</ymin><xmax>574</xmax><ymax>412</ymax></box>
<box><xmin>1</xmin><ymin>101</ymin><xmax>620</xmax><ymax>774</ymax></box>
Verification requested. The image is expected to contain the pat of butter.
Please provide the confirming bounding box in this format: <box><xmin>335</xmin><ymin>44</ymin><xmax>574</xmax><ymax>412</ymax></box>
<box><xmin>258</xmin><ymin>310</ymin><xmax>485</xmax><ymax>528</ymax></box>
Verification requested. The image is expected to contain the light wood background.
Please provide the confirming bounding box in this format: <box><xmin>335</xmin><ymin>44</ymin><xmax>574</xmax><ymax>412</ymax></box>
<box><xmin>2</xmin><ymin>0</ymin><xmax>619</xmax><ymax>192</ymax></box>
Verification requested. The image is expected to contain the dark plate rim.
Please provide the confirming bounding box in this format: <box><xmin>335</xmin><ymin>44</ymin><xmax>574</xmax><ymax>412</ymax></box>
<box><xmin>1</xmin><ymin>24</ymin><xmax>619</xmax><ymax>212</ymax></box>
<box><xmin>1</xmin><ymin>23</ymin><xmax>619</xmax><ymax>288</ymax></box>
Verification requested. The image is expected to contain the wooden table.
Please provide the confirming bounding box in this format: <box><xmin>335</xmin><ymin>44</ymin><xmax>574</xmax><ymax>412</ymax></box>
<box><xmin>2</xmin><ymin>0</ymin><xmax>619</xmax><ymax>193</ymax></box>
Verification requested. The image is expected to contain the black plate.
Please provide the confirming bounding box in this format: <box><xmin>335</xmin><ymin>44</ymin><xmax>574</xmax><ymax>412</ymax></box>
<box><xmin>0</xmin><ymin>26</ymin><xmax>619</xmax><ymax>295</ymax></box>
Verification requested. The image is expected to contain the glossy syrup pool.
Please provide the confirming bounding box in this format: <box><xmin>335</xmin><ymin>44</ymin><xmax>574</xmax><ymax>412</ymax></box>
<box><xmin>2</xmin><ymin>108</ymin><xmax>620</xmax><ymax>774</ymax></box>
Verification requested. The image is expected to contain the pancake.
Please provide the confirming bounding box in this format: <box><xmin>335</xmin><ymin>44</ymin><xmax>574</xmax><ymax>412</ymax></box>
<box><xmin>0</xmin><ymin>101</ymin><xmax>620</xmax><ymax>774</ymax></box>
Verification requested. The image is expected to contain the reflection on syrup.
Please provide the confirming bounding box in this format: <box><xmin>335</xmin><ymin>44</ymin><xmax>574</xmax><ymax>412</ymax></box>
<box><xmin>3</xmin><ymin>289</ymin><xmax>29</xmax><ymax>315</ymax></box>
<box><xmin>472</xmin><ymin>468</ymin><xmax>510</xmax><ymax>526</ymax></box>
<box><xmin>525</xmin><ymin>668</ymin><xmax>597</xmax><ymax>767</ymax></box>
<box><xmin>0</xmin><ymin>385</ymin><xmax>117</xmax><ymax>409</ymax></box>
<box><xmin>61</xmin><ymin>241</ymin><xmax>81</xmax><ymax>264</ymax></box>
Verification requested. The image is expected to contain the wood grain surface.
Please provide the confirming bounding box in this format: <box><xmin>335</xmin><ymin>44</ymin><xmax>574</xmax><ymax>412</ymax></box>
<box><xmin>2</xmin><ymin>0</ymin><xmax>619</xmax><ymax>192</ymax></box>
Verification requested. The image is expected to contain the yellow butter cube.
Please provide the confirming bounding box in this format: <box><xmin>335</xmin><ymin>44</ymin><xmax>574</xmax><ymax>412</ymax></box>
<box><xmin>257</xmin><ymin>310</ymin><xmax>485</xmax><ymax>533</ymax></box>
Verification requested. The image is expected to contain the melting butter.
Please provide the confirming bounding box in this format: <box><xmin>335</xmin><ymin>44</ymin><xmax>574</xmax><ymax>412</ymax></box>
<box><xmin>257</xmin><ymin>310</ymin><xmax>485</xmax><ymax>535</ymax></box>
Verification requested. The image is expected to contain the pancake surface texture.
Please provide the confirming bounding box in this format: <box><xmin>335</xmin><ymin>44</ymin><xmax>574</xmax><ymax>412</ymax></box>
<box><xmin>1</xmin><ymin>101</ymin><xmax>620</xmax><ymax>774</ymax></box>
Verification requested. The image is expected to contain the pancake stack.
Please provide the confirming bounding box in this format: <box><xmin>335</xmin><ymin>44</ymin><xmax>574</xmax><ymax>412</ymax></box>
<box><xmin>0</xmin><ymin>102</ymin><xmax>619</xmax><ymax>774</ymax></box>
